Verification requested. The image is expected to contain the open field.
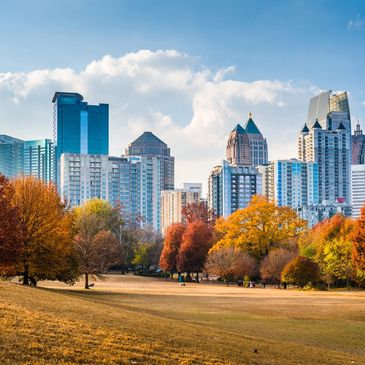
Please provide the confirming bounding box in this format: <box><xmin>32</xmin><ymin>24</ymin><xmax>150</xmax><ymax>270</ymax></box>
<box><xmin>1</xmin><ymin>275</ymin><xmax>365</xmax><ymax>365</ymax></box>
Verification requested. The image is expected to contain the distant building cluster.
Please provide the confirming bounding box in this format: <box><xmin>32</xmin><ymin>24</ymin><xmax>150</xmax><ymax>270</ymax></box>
<box><xmin>1</xmin><ymin>89</ymin><xmax>365</xmax><ymax>232</ymax></box>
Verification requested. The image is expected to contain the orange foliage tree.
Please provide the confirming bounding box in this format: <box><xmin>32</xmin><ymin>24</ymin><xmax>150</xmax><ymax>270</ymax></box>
<box><xmin>0</xmin><ymin>175</ymin><xmax>21</xmax><ymax>273</ymax></box>
<box><xmin>214</xmin><ymin>196</ymin><xmax>305</xmax><ymax>259</ymax></box>
<box><xmin>182</xmin><ymin>202</ymin><xmax>215</xmax><ymax>226</ymax></box>
<box><xmin>281</xmin><ymin>256</ymin><xmax>320</xmax><ymax>288</ymax></box>
<box><xmin>177</xmin><ymin>221</ymin><xmax>213</xmax><ymax>281</ymax></box>
<box><xmin>352</xmin><ymin>206</ymin><xmax>365</xmax><ymax>284</ymax></box>
<box><xmin>159</xmin><ymin>223</ymin><xmax>186</xmax><ymax>276</ymax></box>
<box><xmin>10</xmin><ymin>176</ymin><xmax>77</xmax><ymax>285</ymax></box>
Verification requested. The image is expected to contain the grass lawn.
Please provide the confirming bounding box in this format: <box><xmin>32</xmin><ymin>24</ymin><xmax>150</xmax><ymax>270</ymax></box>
<box><xmin>0</xmin><ymin>275</ymin><xmax>364</xmax><ymax>365</ymax></box>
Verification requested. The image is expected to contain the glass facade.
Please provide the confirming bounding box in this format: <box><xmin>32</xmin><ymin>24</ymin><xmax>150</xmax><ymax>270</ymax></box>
<box><xmin>0</xmin><ymin>135</ymin><xmax>24</xmax><ymax>177</ymax></box>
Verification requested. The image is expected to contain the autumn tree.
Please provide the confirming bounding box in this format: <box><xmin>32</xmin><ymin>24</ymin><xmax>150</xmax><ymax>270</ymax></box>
<box><xmin>352</xmin><ymin>206</ymin><xmax>365</xmax><ymax>285</ymax></box>
<box><xmin>234</xmin><ymin>252</ymin><xmax>258</xmax><ymax>280</ymax></box>
<box><xmin>182</xmin><ymin>202</ymin><xmax>215</xmax><ymax>225</ymax></box>
<box><xmin>0</xmin><ymin>175</ymin><xmax>21</xmax><ymax>274</ymax></box>
<box><xmin>74</xmin><ymin>199</ymin><xmax>123</xmax><ymax>288</ymax></box>
<box><xmin>132</xmin><ymin>227</ymin><xmax>163</xmax><ymax>271</ymax></box>
<box><xmin>177</xmin><ymin>221</ymin><xmax>213</xmax><ymax>282</ymax></box>
<box><xmin>299</xmin><ymin>214</ymin><xmax>355</xmax><ymax>288</ymax></box>
<box><xmin>281</xmin><ymin>256</ymin><xmax>320</xmax><ymax>288</ymax></box>
<box><xmin>159</xmin><ymin>223</ymin><xmax>186</xmax><ymax>275</ymax></box>
<box><xmin>260</xmin><ymin>248</ymin><xmax>295</xmax><ymax>285</ymax></box>
<box><xmin>205</xmin><ymin>247</ymin><xmax>238</xmax><ymax>285</ymax></box>
<box><xmin>214</xmin><ymin>196</ymin><xmax>305</xmax><ymax>259</ymax></box>
<box><xmin>9</xmin><ymin>176</ymin><xmax>77</xmax><ymax>285</ymax></box>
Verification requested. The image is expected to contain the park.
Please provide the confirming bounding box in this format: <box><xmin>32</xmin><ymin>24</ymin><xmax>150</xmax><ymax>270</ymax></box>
<box><xmin>1</xmin><ymin>274</ymin><xmax>364</xmax><ymax>365</ymax></box>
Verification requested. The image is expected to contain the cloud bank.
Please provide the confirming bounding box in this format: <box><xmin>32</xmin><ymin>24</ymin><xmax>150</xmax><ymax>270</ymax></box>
<box><xmin>0</xmin><ymin>49</ymin><xmax>319</xmax><ymax>193</ymax></box>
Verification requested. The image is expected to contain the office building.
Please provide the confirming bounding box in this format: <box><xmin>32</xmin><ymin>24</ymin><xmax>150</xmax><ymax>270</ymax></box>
<box><xmin>226</xmin><ymin>114</ymin><xmax>268</xmax><ymax>167</ymax></box>
<box><xmin>307</xmin><ymin>90</ymin><xmax>350</xmax><ymax>129</ymax></box>
<box><xmin>352</xmin><ymin>164</ymin><xmax>365</xmax><ymax>218</ymax></box>
<box><xmin>208</xmin><ymin>160</ymin><xmax>262</xmax><ymax>218</ymax></box>
<box><xmin>0</xmin><ymin>135</ymin><xmax>55</xmax><ymax>183</ymax></box>
<box><xmin>160</xmin><ymin>186</ymin><xmax>201</xmax><ymax>234</ymax></box>
<box><xmin>298</xmin><ymin>117</ymin><xmax>351</xmax><ymax>207</ymax></box>
<box><xmin>24</xmin><ymin>139</ymin><xmax>55</xmax><ymax>183</ymax></box>
<box><xmin>0</xmin><ymin>135</ymin><xmax>24</xmax><ymax>178</ymax></box>
<box><xmin>52</xmin><ymin>92</ymin><xmax>109</xmax><ymax>157</ymax></box>
<box><xmin>259</xmin><ymin>159</ymin><xmax>319</xmax><ymax>210</ymax></box>
<box><xmin>352</xmin><ymin>121</ymin><xmax>365</xmax><ymax>165</ymax></box>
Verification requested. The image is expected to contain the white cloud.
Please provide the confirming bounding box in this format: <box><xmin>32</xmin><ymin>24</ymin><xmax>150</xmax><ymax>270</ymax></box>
<box><xmin>0</xmin><ymin>49</ymin><xmax>321</xmax><ymax>193</ymax></box>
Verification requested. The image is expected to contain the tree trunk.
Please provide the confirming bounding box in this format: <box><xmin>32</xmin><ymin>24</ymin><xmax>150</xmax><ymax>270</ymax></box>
<box><xmin>85</xmin><ymin>273</ymin><xmax>89</xmax><ymax>289</ymax></box>
<box><xmin>196</xmin><ymin>272</ymin><xmax>199</xmax><ymax>283</ymax></box>
<box><xmin>23</xmin><ymin>263</ymin><xmax>29</xmax><ymax>285</ymax></box>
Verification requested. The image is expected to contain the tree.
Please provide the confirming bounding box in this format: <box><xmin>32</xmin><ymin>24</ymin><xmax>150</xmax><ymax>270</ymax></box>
<box><xmin>299</xmin><ymin>214</ymin><xmax>355</xmax><ymax>288</ymax></box>
<box><xmin>0</xmin><ymin>175</ymin><xmax>21</xmax><ymax>274</ymax></box>
<box><xmin>9</xmin><ymin>176</ymin><xmax>77</xmax><ymax>285</ymax></box>
<box><xmin>352</xmin><ymin>206</ymin><xmax>365</xmax><ymax>285</ymax></box>
<box><xmin>322</xmin><ymin>238</ymin><xmax>354</xmax><ymax>289</ymax></box>
<box><xmin>204</xmin><ymin>247</ymin><xmax>238</xmax><ymax>285</ymax></box>
<box><xmin>177</xmin><ymin>221</ymin><xmax>213</xmax><ymax>282</ymax></box>
<box><xmin>159</xmin><ymin>223</ymin><xmax>186</xmax><ymax>275</ymax></box>
<box><xmin>73</xmin><ymin>199</ymin><xmax>123</xmax><ymax>288</ymax></box>
<box><xmin>182</xmin><ymin>202</ymin><xmax>215</xmax><ymax>225</ymax></box>
<box><xmin>281</xmin><ymin>256</ymin><xmax>320</xmax><ymax>288</ymax></box>
<box><xmin>233</xmin><ymin>251</ymin><xmax>258</xmax><ymax>280</ymax></box>
<box><xmin>214</xmin><ymin>196</ymin><xmax>305</xmax><ymax>259</ymax></box>
<box><xmin>260</xmin><ymin>248</ymin><xmax>295</xmax><ymax>285</ymax></box>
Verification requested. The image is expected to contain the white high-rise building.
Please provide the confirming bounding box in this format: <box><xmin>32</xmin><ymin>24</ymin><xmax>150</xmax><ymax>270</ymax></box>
<box><xmin>351</xmin><ymin>164</ymin><xmax>365</xmax><ymax>218</ymax></box>
<box><xmin>160</xmin><ymin>186</ymin><xmax>201</xmax><ymax>235</ymax></box>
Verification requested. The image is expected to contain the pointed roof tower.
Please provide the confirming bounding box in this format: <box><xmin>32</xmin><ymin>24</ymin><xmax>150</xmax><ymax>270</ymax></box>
<box><xmin>244</xmin><ymin>113</ymin><xmax>261</xmax><ymax>134</ymax></box>
<box><xmin>231</xmin><ymin>123</ymin><xmax>245</xmax><ymax>134</ymax></box>
<box><xmin>337</xmin><ymin>122</ymin><xmax>346</xmax><ymax>130</ymax></box>
<box><xmin>301</xmin><ymin>123</ymin><xmax>310</xmax><ymax>133</ymax></box>
<box><xmin>130</xmin><ymin>131</ymin><xmax>167</xmax><ymax>146</ymax></box>
<box><xmin>312</xmin><ymin>119</ymin><xmax>322</xmax><ymax>129</ymax></box>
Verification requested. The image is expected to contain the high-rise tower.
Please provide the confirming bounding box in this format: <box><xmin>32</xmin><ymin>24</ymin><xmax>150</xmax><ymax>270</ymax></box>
<box><xmin>226</xmin><ymin>113</ymin><xmax>268</xmax><ymax>167</ymax></box>
<box><xmin>300</xmin><ymin>91</ymin><xmax>352</xmax><ymax>207</ymax></box>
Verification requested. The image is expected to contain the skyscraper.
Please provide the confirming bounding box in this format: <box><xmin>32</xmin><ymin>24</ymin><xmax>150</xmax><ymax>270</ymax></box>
<box><xmin>126</xmin><ymin>132</ymin><xmax>175</xmax><ymax>231</ymax></box>
<box><xmin>52</xmin><ymin>92</ymin><xmax>109</xmax><ymax>158</ymax></box>
<box><xmin>352</xmin><ymin>121</ymin><xmax>365</xmax><ymax>165</ymax></box>
<box><xmin>24</xmin><ymin>139</ymin><xmax>55</xmax><ymax>183</ymax></box>
<box><xmin>307</xmin><ymin>90</ymin><xmax>351</xmax><ymax>130</ymax></box>
<box><xmin>160</xmin><ymin>186</ymin><xmax>201</xmax><ymax>235</ymax></box>
<box><xmin>226</xmin><ymin>114</ymin><xmax>268</xmax><ymax>167</ymax></box>
<box><xmin>0</xmin><ymin>135</ymin><xmax>55</xmax><ymax>183</ymax></box>
<box><xmin>0</xmin><ymin>135</ymin><xmax>24</xmax><ymax>178</ymax></box>
<box><xmin>299</xmin><ymin>90</ymin><xmax>352</xmax><ymax>210</ymax></box>
<box><xmin>351</xmin><ymin>164</ymin><xmax>365</xmax><ymax>218</ymax></box>
<box><xmin>259</xmin><ymin>159</ymin><xmax>319</xmax><ymax>210</ymax></box>
<box><xmin>208</xmin><ymin>160</ymin><xmax>262</xmax><ymax>218</ymax></box>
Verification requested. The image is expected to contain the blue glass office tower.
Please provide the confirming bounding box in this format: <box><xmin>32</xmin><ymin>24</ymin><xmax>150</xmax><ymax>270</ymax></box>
<box><xmin>0</xmin><ymin>135</ymin><xmax>24</xmax><ymax>177</ymax></box>
<box><xmin>52</xmin><ymin>92</ymin><xmax>109</xmax><ymax>158</ymax></box>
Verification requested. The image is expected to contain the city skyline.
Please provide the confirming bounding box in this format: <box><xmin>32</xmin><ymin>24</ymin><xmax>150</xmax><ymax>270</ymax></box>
<box><xmin>1</xmin><ymin>1</ymin><xmax>365</xmax><ymax>192</ymax></box>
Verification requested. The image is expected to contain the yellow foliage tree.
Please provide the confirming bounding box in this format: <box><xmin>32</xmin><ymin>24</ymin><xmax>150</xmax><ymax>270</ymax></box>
<box><xmin>11</xmin><ymin>176</ymin><xmax>77</xmax><ymax>285</ymax></box>
<box><xmin>213</xmin><ymin>196</ymin><xmax>306</xmax><ymax>259</ymax></box>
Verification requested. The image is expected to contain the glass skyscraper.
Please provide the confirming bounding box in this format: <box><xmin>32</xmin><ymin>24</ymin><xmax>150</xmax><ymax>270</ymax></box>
<box><xmin>0</xmin><ymin>135</ymin><xmax>24</xmax><ymax>178</ymax></box>
<box><xmin>52</xmin><ymin>92</ymin><xmax>109</xmax><ymax>159</ymax></box>
<box><xmin>0</xmin><ymin>135</ymin><xmax>55</xmax><ymax>183</ymax></box>
<box><xmin>24</xmin><ymin>139</ymin><xmax>55</xmax><ymax>183</ymax></box>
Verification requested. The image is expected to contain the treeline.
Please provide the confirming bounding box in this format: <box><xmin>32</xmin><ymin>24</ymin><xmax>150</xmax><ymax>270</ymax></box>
<box><xmin>0</xmin><ymin>175</ymin><xmax>162</xmax><ymax>288</ymax></box>
<box><xmin>160</xmin><ymin>196</ymin><xmax>365</xmax><ymax>289</ymax></box>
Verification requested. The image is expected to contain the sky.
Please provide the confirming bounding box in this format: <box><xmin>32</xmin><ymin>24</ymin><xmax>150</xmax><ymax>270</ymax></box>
<box><xmin>1</xmin><ymin>0</ymin><xmax>365</xmax><ymax>192</ymax></box>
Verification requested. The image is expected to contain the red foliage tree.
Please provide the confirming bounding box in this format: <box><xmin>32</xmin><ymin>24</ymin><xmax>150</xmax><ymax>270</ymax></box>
<box><xmin>0</xmin><ymin>175</ymin><xmax>21</xmax><ymax>274</ymax></box>
<box><xmin>182</xmin><ymin>202</ymin><xmax>215</xmax><ymax>226</ymax></box>
<box><xmin>159</xmin><ymin>223</ymin><xmax>186</xmax><ymax>275</ymax></box>
<box><xmin>177</xmin><ymin>221</ymin><xmax>213</xmax><ymax>281</ymax></box>
<box><xmin>352</xmin><ymin>206</ymin><xmax>365</xmax><ymax>284</ymax></box>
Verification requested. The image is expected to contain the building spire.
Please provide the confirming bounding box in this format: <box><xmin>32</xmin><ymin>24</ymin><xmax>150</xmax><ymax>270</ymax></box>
<box><xmin>249</xmin><ymin>112</ymin><xmax>253</xmax><ymax>119</ymax></box>
<box><xmin>355</xmin><ymin>119</ymin><xmax>363</xmax><ymax>136</ymax></box>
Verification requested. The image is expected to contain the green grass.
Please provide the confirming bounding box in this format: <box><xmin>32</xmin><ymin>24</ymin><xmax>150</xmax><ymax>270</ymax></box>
<box><xmin>0</xmin><ymin>275</ymin><xmax>364</xmax><ymax>364</ymax></box>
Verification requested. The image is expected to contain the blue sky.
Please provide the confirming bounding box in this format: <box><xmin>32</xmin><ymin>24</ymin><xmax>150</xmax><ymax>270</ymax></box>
<box><xmin>1</xmin><ymin>0</ymin><xmax>365</xmax><ymax>188</ymax></box>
